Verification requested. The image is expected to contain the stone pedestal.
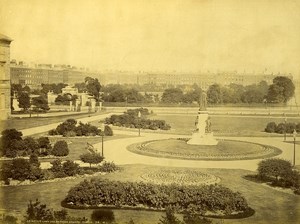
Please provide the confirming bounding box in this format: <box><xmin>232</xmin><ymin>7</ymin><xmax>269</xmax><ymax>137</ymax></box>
<box><xmin>187</xmin><ymin>110</ymin><xmax>218</xmax><ymax>145</ymax></box>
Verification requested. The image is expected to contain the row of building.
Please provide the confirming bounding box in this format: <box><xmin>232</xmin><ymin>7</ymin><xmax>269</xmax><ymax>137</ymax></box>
<box><xmin>10</xmin><ymin>60</ymin><xmax>294</xmax><ymax>90</ymax></box>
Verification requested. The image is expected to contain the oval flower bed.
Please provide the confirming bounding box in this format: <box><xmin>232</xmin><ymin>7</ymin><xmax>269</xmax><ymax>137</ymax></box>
<box><xmin>140</xmin><ymin>169</ymin><xmax>220</xmax><ymax>186</ymax></box>
<box><xmin>63</xmin><ymin>178</ymin><xmax>254</xmax><ymax>219</ymax></box>
<box><xmin>127</xmin><ymin>139</ymin><xmax>282</xmax><ymax>161</ymax></box>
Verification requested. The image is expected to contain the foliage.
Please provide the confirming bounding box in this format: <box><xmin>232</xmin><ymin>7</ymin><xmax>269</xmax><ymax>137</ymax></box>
<box><xmin>55</xmin><ymin>93</ymin><xmax>78</xmax><ymax>105</ymax></box>
<box><xmin>161</xmin><ymin>88</ymin><xmax>184</xmax><ymax>104</ymax></box>
<box><xmin>98</xmin><ymin>161</ymin><xmax>119</xmax><ymax>173</ymax></box>
<box><xmin>52</xmin><ymin>140</ymin><xmax>69</xmax><ymax>156</ymax></box>
<box><xmin>3</xmin><ymin>214</ymin><xmax>18</xmax><ymax>224</ymax></box>
<box><xmin>31</xmin><ymin>95</ymin><xmax>50</xmax><ymax>111</ymax></box>
<box><xmin>62</xmin><ymin>160</ymin><xmax>80</xmax><ymax>176</ymax></box>
<box><xmin>0</xmin><ymin>128</ymin><xmax>23</xmax><ymax>156</ymax></box>
<box><xmin>104</xmin><ymin>125</ymin><xmax>114</xmax><ymax>136</ymax></box>
<box><xmin>85</xmin><ymin>76</ymin><xmax>101</xmax><ymax>101</ymax></box>
<box><xmin>158</xmin><ymin>207</ymin><xmax>182</xmax><ymax>224</ymax></box>
<box><xmin>50</xmin><ymin>159</ymin><xmax>80</xmax><ymax>177</ymax></box>
<box><xmin>26</xmin><ymin>199</ymin><xmax>85</xmax><ymax>222</ymax></box>
<box><xmin>105</xmin><ymin>108</ymin><xmax>171</xmax><ymax>131</ymax></box>
<box><xmin>49</xmin><ymin>119</ymin><xmax>101</xmax><ymax>136</ymax></box>
<box><xmin>90</xmin><ymin>209</ymin><xmax>115</xmax><ymax>223</ymax></box>
<box><xmin>207</xmin><ymin>84</ymin><xmax>222</xmax><ymax>104</ymax></box>
<box><xmin>41</xmin><ymin>83</ymin><xmax>67</xmax><ymax>95</ymax></box>
<box><xmin>80</xmin><ymin>153</ymin><xmax>104</xmax><ymax>168</ymax></box>
<box><xmin>267</xmin><ymin>76</ymin><xmax>295</xmax><ymax>103</ymax></box>
<box><xmin>264</xmin><ymin>122</ymin><xmax>300</xmax><ymax>133</ymax></box>
<box><xmin>183</xmin><ymin>210</ymin><xmax>212</xmax><ymax>224</ymax></box>
<box><xmin>64</xmin><ymin>179</ymin><xmax>249</xmax><ymax>215</ymax></box>
<box><xmin>258</xmin><ymin>158</ymin><xmax>292</xmax><ymax>181</ymax></box>
<box><xmin>18</xmin><ymin>91</ymin><xmax>31</xmax><ymax>111</ymax></box>
<box><xmin>9</xmin><ymin>158</ymin><xmax>31</xmax><ymax>181</ymax></box>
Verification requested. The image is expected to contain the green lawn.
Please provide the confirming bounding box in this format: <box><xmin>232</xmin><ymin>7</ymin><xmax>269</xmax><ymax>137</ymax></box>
<box><xmin>1</xmin><ymin>164</ymin><xmax>299</xmax><ymax>223</ymax></box>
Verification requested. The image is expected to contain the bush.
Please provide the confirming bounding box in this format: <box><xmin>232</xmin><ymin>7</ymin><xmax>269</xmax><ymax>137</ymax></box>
<box><xmin>62</xmin><ymin>160</ymin><xmax>80</xmax><ymax>176</ymax></box>
<box><xmin>3</xmin><ymin>214</ymin><xmax>18</xmax><ymax>224</ymax></box>
<box><xmin>91</xmin><ymin>209</ymin><xmax>115</xmax><ymax>223</ymax></box>
<box><xmin>104</xmin><ymin>125</ymin><xmax>113</xmax><ymax>136</ymax></box>
<box><xmin>80</xmin><ymin>153</ymin><xmax>104</xmax><ymax>168</ymax></box>
<box><xmin>265</xmin><ymin>122</ymin><xmax>277</xmax><ymax>133</ymax></box>
<box><xmin>258</xmin><ymin>158</ymin><xmax>292</xmax><ymax>181</ymax></box>
<box><xmin>52</xmin><ymin>140</ymin><xmax>69</xmax><ymax>156</ymax></box>
<box><xmin>64</xmin><ymin>179</ymin><xmax>249</xmax><ymax>215</ymax></box>
<box><xmin>98</xmin><ymin>161</ymin><xmax>119</xmax><ymax>173</ymax></box>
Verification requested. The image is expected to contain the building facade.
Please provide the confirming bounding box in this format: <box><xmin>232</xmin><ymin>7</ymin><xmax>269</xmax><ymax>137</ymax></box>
<box><xmin>0</xmin><ymin>34</ymin><xmax>12</xmax><ymax>120</ymax></box>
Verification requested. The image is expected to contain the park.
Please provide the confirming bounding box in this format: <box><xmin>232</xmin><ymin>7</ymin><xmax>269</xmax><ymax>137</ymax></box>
<box><xmin>1</xmin><ymin>101</ymin><xmax>300</xmax><ymax>223</ymax></box>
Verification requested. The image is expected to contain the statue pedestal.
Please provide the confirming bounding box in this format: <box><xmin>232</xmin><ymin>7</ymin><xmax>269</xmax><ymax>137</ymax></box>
<box><xmin>187</xmin><ymin>132</ymin><xmax>218</xmax><ymax>145</ymax></box>
<box><xmin>187</xmin><ymin>110</ymin><xmax>218</xmax><ymax>146</ymax></box>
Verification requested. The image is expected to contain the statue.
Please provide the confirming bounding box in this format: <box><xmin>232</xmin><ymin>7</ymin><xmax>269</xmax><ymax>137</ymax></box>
<box><xmin>198</xmin><ymin>91</ymin><xmax>207</xmax><ymax>111</ymax></box>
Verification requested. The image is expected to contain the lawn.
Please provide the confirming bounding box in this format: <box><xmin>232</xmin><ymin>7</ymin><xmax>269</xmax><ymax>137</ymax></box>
<box><xmin>127</xmin><ymin>139</ymin><xmax>281</xmax><ymax>160</ymax></box>
<box><xmin>1</xmin><ymin>164</ymin><xmax>299</xmax><ymax>223</ymax></box>
<box><xmin>153</xmin><ymin>114</ymin><xmax>300</xmax><ymax>136</ymax></box>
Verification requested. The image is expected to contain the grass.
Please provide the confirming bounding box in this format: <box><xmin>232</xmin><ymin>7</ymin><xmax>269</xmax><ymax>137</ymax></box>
<box><xmin>153</xmin><ymin>114</ymin><xmax>300</xmax><ymax>136</ymax></box>
<box><xmin>1</xmin><ymin>164</ymin><xmax>299</xmax><ymax>223</ymax></box>
<box><xmin>0</xmin><ymin>112</ymin><xmax>101</xmax><ymax>132</ymax></box>
<box><xmin>127</xmin><ymin>139</ymin><xmax>282</xmax><ymax>160</ymax></box>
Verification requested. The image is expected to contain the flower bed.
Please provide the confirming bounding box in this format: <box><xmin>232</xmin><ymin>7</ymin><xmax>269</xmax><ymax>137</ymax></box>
<box><xmin>63</xmin><ymin>179</ymin><xmax>251</xmax><ymax>217</ymax></box>
<box><xmin>127</xmin><ymin>139</ymin><xmax>282</xmax><ymax>161</ymax></box>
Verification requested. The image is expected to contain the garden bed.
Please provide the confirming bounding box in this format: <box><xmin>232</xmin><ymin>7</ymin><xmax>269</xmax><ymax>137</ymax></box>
<box><xmin>127</xmin><ymin>138</ymin><xmax>282</xmax><ymax>161</ymax></box>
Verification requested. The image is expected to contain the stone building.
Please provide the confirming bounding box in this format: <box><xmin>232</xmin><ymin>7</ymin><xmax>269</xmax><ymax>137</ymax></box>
<box><xmin>0</xmin><ymin>34</ymin><xmax>12</xmax><ymax>120</ymax></box>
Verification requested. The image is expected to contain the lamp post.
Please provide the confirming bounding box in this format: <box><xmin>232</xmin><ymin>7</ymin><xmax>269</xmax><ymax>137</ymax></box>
<box><xmin>101</xmin><ymin>123</ymin><xmax>105</xmax><ymax>157</ymax></box>
<box><xmin>293</xmin><ymin>129</ymin><xmax>297</xmax><ymax>167</ymax></box>
<box><xmin>284</xmin><ymin>116</ymin><xmax>287</xmax><ymax>141</ymax></box>
<box><xmin>138</xmin><ymin>111</ymin><xmax>141</xmax><ymax>136</ymax></box>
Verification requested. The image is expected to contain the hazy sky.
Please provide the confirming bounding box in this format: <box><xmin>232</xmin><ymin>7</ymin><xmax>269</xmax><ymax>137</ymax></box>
<box><xmin>1</xmin><ymin>0</ymin><xmax>300</xmax><ymax>75</ymax></box>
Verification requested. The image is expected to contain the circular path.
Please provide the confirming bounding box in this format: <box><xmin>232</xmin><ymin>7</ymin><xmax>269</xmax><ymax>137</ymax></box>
<box><xmin>94</xmin><ymin>130</ymin><xmax>299</xmax><ymax>171</ymax></box>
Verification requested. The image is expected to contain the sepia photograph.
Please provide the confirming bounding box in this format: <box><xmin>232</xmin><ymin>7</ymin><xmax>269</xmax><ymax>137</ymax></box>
<box><xmin>0</xmin><ymin>0</ymin><xmax>300</xmax><ymax>223</ymax></box>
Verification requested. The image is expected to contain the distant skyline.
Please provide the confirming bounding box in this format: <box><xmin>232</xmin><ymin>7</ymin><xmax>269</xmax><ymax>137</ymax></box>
<box><xmin>1</xmin><ymin>0</ymin><xmax>300</xmax><ymax>77</ymax></box>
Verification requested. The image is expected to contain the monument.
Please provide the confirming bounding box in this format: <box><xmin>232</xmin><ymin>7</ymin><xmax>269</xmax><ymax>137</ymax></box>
<box><xmin>187</xmin><ymin>91</ymin><xmax>218</xmax><ymax>145</ymax></box>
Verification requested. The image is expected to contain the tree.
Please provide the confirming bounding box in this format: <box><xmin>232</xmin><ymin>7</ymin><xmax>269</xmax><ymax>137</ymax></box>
<box><xmin>258</xmin><ymin>158</ymin><xmax>293</xmax><ymax>181</ymax></box>
<box><xmin>52</xmin><ymin>140</ymin><xmax>69</xmax><ymax>156</ymax></box>
<box><xmin>158</xmin><ymin>208</ymin><xmax>182</xmax><ymax>224</ymax></box>
<box><xmin>29</xmin><ymin>154</ymin><xmax>40</xmax><ymax>166</ymax></box>
<box><xmin>85</xmin><ymin>77</ymin><xmax>101</xmax><ymax>101</ymax></box>
<box><xmin>91</xmin><ymin>209</ymin><xmax>115</xmax><ymax>223</ymax></box>
<box><xmin>37</xmin><ymin>137</ymin><xmax>52</xmax><ymax>149</ymax></box>
<box><xmin>62</xmin><ymin>160</ymin><xmax>80</xmax><ymax>176</ymax></box>
<box><xmin>267</xmin><ymin>76</ymin><xmax>295</xmax><ymax>103</ymax></box>
<box><xmin>23</xmin><ymin>137</ymin><xmax>39</xmax><ymax>154</ymax></box>
<box><xmin>207</xmin><ymin>84</ymin><xmax>222</xmax><ymax>104</ymax></box>
<box><xmin>0</xmin><ymin>129</ymin><xmax>23</xmax><ymax>156</ymax></box>
<box><xmin>80</xmin><ymin>153</ymin><xmax>104</xmax><ymax>168</ymax></box>
<box><xmin>161</xmin><ymin>88</ymin><xmax>184</xmax><ymax>104</ymax></box>
<box><xmin>18</xmin><ymin>92</ymin><xmax>31</xmax><ymax>111</ymax></box>
<box><xmin>104</xmin><ymin>125</ymin><xmax>113</xmax><ymax>136</ymax></box>
<box><xmin>26</xmin><ymin>199</ymin><xmax>54</xmax><ymax>221</ymax></box>
<box><xmin>32</xmin><ymin>95</ymin><xmax>50</xmax><ymax>112</ymax></box>
<box><xmin>10</xmin><ymin>158</ymin><xmax>31</xmax><ymax>181</ymax></box>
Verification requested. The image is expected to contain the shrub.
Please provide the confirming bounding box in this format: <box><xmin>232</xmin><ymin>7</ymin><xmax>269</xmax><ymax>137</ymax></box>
<box><xmin>265</xmin><ymin>122</ymin><xmax>277</xmax><ymax>133</ymax></box>
<box><xmin>48</xmin><ymin>129</ymin><xmax>59</xmax><ymax>135</ymax></box>
<box><xmin>62</xmin><ymin>160</ymin><xmax>80</xmax><ymax>176</ymax></box>
<box><xmin>258</xmin><ymin>158</ymin><xmax>292</xmax><ymax>181</ymax></box>
<box><xmin>52</xmin><ymin>140</ymin><xmax>69</xmax><ymax>156</ymax></box>
<box><xmin>98</xmin><ymin>161</ymin><xmax>119</xmax><ymax>173</ymax></box>
<box><xmin>90</xmin><ymin>209</ymin><xmax>115</xmax><ymax>223</ymax></box>
<box><xmin>104</xmin><ymin>125</ymin><xmax>113</xmax><ymax>136</ymax></box>
<box><xmin>10</xmin><ymin>158</ymin><xmax>31</xmax><ymax>181</ymax></box>
<box><xmin>80</xmin><ymin>153</ymin><xmax>104</xmax><ymax>168</ymax></box>
<box><xmin>3</xmin><ymin>214</ymin><xmax>18</xmax><ymax>224</ymax></box>
<box><xmin>159</xmin><ymin>208</ymin><xmax>182</xmax><ymax>224</ymax></box>
<box><xmin>63</xmin><ymin>131</ymin><xmax>77</xmax><ymax>137</ymax></box>
<box><xmin>64</xmin><ymin>179</ymin><xmax>249</xmax><ymax>215</ymax></box>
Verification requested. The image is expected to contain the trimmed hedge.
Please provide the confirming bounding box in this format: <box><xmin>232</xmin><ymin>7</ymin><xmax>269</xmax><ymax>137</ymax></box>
<box><xmin>64</xmin><ymin>179</ymin><xmax>249</xmax><ymax>215</ymax></box>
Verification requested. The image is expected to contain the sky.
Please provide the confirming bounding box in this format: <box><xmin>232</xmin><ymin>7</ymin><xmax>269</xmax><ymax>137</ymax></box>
<box><xmin>1</xmin><ymin>0</ymin><xmax>300</xmax><ymax>76</ymax></box>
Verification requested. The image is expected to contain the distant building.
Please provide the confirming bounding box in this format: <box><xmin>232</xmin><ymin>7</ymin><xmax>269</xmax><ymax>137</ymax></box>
<box><xmin>0</xmin><ymin>33</ymin><xmax>13</xmax><ymax>120</ymax></box>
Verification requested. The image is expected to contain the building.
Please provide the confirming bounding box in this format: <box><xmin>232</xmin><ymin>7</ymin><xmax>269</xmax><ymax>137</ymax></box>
<box><xmin>0</xmin><ymin>34</ymin><xmax>13</xmax><ymax>120</ymax></box>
